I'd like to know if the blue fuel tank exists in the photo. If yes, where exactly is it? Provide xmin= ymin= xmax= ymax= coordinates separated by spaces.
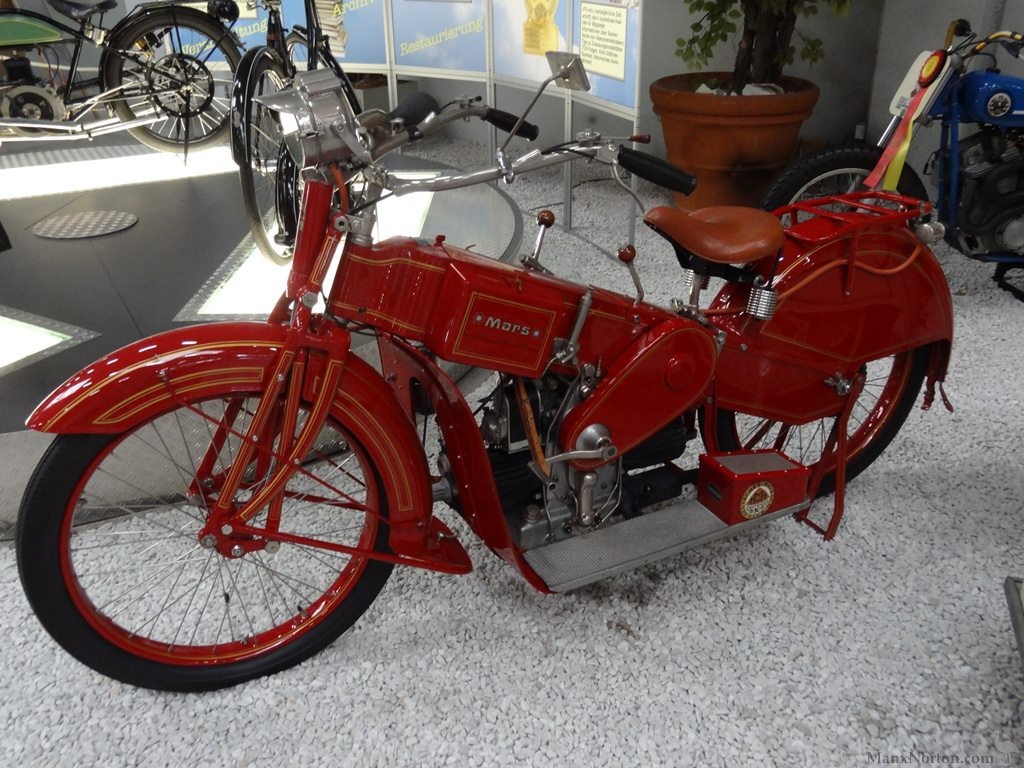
xmin=961 ymin=70 xmax=1024 ymax=128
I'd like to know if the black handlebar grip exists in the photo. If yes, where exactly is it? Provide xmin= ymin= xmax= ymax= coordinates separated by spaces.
xmin=484 ymin=108 xmax=540 ymax=141
xmin=617 ymin=147 xmax=697 ymax=196
xmin=388 ymin=91 xmax=440 ymax=126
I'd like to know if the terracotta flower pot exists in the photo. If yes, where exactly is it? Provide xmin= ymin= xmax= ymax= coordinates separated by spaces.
xmin=650 ymin=73 xmax=820 ymax=209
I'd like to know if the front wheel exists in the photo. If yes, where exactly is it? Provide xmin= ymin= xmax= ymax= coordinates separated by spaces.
xmin=707 ymin=345 xmax=931 ymax=496
xmin=16 ymin=392 xmax=393 ymax=691
xmin=761 ymin=145 xmax=930 ymax=216
xmin=102 ymin=8 xmax=241 ymax=153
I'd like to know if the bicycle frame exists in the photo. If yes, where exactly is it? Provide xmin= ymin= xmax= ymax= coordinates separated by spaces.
xmin=250 ymin=0 xmax=359 ymax=109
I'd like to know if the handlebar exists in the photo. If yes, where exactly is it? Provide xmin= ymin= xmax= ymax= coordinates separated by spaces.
xmin=484 ymin=108 xmax=540 ymax=141
xmin=617 ymin=147 xmax=697 ymax=195
xmin=375 ymin=136 xmax=696 ymax=199
xmin=269 ymin=72 xmax=695 ymax=200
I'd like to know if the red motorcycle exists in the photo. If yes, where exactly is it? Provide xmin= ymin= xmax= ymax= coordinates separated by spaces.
xmin=16 ymin=56 xmax=954 ymax=691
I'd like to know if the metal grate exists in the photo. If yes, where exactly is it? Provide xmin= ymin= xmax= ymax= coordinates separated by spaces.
xmin=32 ymin=210 xmax=137 ymax=240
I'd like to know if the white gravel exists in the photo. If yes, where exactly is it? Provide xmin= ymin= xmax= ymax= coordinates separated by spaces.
xmin=2 ymin=137 xmax=1023 ymax=766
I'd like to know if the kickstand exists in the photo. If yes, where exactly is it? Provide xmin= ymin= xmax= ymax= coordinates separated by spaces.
xmin=796 ymin=369 xmax=866 ymax=541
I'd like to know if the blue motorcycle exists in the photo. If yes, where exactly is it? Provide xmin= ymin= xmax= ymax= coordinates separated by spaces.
xmin=763 ymin=19 xmax=1024 ymax=299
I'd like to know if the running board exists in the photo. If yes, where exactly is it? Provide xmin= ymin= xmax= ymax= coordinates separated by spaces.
xmin=523 ymin=498 xmax=807 ymax=592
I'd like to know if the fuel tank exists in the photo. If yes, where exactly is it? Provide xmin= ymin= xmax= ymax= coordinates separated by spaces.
xmin=0 ymin=13 xmax=63 ymax=51
xmin=961 ymin=70 xmax=1024 ymax=129
xmin=329 ymin=236 xmax=686 ymax=378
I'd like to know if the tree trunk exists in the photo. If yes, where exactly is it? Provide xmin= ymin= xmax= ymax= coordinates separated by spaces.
xmin=749 ymin=8 xmax=782 ymax=85
xmin=770 ymin=9 xmax=798 ymax=83
xmin=730 ymin=0 xmax=759 ymax=93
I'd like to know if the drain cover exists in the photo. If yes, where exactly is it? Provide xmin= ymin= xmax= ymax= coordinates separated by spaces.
xmin=33 ymin=210 xmax=138 ymax=240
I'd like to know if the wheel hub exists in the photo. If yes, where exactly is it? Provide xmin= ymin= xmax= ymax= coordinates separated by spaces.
xmin=148 ymin=54 xmax=215 ymax=118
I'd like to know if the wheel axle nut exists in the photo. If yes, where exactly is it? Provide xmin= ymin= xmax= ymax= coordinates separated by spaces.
xmin=230 ymin=544 xmax=245 ymax=558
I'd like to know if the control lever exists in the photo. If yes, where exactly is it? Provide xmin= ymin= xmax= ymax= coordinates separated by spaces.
xmin=618 ymin=244 xmax=644 ymax=305
xmin=522 ymin=210 xmax=555 ymax=273
xmin=544 ymin=443 xmax=617 ymax=465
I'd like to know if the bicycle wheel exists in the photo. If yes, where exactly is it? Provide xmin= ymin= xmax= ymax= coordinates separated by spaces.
xmin=707 ymin=345 xmax=930 ymax=496
xmin=17 ymin=392 xmax=393 ymax=691
xmin=237 ymin=50 xmax=296 ymax=265
xmin=762 ymin=145 xmax=929 ymax=221
xmin=102 ymin=7 xmax=241 ymax=153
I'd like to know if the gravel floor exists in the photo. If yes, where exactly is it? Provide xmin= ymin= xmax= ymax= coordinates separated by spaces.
xmin=2 ymin=137 xmax=1023 ymax=767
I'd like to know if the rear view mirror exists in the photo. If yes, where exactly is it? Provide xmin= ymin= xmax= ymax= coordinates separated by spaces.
xmin=545 ymin=52 xmax=591 ymax=92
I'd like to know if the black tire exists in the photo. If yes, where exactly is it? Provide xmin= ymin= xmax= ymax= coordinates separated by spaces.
xmin=102 ymin=7 xmax=241 ymax=153
xmin=16 ymin=394 xmax=393 ymax=691
xmin=237 ymin=51 xmax=295 ymax=265
xmin=709 ymin=345 xmax=931 ymax=497
xmin=762 ymin=145 xmax=929 ymax=215
xmin=286 ymin=30 xmax=325 ymax=73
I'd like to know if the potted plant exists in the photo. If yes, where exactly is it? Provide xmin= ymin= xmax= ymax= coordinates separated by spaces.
xmin=650 ymin=0 xmax=850 ymax=208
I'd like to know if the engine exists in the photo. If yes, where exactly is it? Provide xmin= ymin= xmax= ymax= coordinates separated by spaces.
xmin=475 ymin=374 xmax=693 ymax=551
xmin=1 ymin=51 xmax=66 ymax=130
xmin=956 ymin=127 xmax=1024 ymax=254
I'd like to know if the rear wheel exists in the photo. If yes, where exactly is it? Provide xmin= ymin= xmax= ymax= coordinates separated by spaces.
xmin=102 ymin=8 xmax=241 ymax=153
xmin=17 ymin=392 xmax=393 ymax=691
xmin=708 ymin=346 xmax=930 ymax=496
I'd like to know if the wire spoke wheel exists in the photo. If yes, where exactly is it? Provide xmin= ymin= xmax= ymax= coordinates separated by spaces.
xmin=762 ymin=145 xmax=930 ymax=224
xmin=103 ymin=10 xmax=240 ymax=152
xmin=17 ymin=392 xmax=393 ymax=691
xmin=710 ymin=347 xmax=930 ymax=496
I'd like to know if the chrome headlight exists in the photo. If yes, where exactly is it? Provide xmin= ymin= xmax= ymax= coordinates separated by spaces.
xmin=255 ymin=69 xmax=370 ymax=169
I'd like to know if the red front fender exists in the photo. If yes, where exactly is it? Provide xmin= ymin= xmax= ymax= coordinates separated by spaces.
xmin=28 ymin=322 xmax=435 ymax=555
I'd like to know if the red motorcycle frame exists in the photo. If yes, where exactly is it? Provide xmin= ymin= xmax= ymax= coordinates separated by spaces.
xmin=16 ymin=63 xmax=953 ymax=691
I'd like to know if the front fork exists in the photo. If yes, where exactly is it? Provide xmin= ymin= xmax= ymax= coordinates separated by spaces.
xmin=192 ymin=176 xmax=349 ymax=554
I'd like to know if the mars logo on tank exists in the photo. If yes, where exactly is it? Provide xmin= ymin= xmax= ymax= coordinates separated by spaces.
xmin=475 ymin=314 xmax=542 ymax=338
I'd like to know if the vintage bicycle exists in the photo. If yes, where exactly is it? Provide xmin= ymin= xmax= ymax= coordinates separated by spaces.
xmin=0 ymin=0 xmax=243 ymax=152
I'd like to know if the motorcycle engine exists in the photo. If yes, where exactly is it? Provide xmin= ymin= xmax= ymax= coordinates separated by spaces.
xmin=956 ymin=127 xmax=1024 ymax=254
xmin=1 ymin=52 xmax=65 ymax=133
xmin=478 ymin=375 xmax=692 ymax=551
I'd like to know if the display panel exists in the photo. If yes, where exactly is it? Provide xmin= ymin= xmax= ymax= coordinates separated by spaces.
xmin=573 ymin=0 xmax=639 ymax=109
xmin=391 ymin=0 xmax=487 ymax=72
xmin=492 ymin=0 xmax=570 ymax=83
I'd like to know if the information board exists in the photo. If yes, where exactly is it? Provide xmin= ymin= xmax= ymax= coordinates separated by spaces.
xmin=492 ymin=0 xmax=570 ymax=83
xmin=391 ymin=0 xmax=488 ymax=72
xmin=573 ymin=0 xmax=639 ymax=109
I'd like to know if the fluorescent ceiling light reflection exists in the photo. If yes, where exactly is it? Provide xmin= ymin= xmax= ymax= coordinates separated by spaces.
xmin=0 ymin=316 xmax=70 ymax=368
xmin=190 ymin=190 xmax=435 ymax=317
xmin=0 ymin=147 xmax=237 ymax=201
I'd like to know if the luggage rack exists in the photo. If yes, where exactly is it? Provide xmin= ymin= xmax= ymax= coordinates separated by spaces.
xmin=775 ymin=191 xmax=932 ymax=245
